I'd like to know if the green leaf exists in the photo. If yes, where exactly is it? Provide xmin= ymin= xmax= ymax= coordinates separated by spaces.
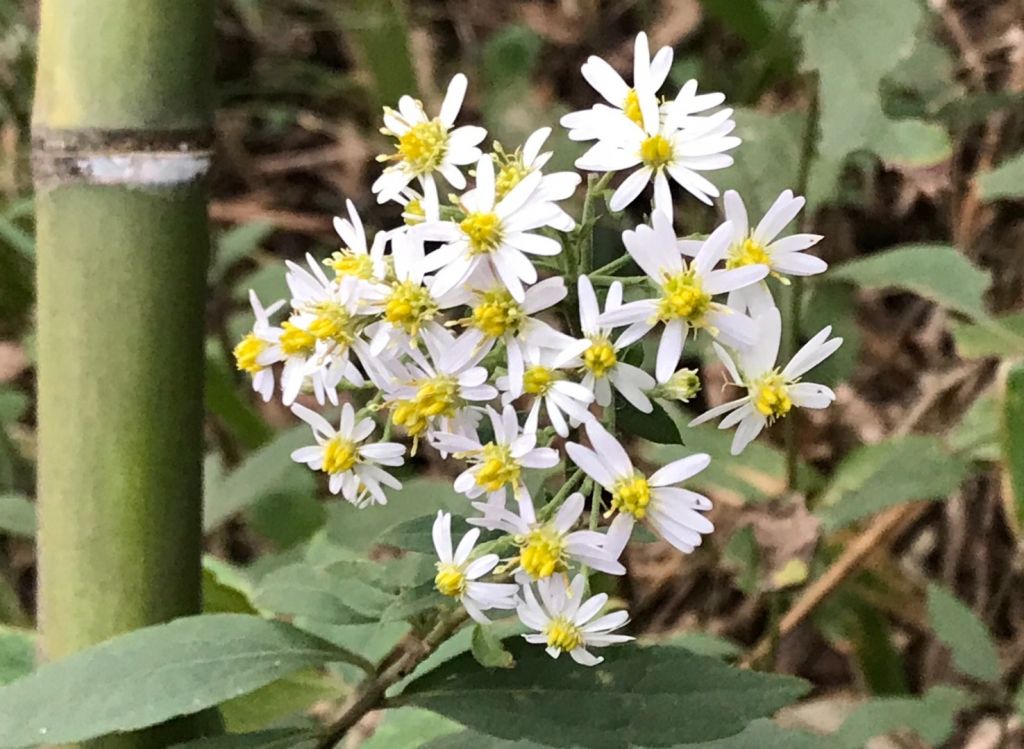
xmin=801 ymin=281 xmax=860 ymax=387
xmin=170 ymin=729 xmax=316 ymax=749
xmin=0 ymin=627 xmax=34 ymax=686
xmin=253 ymin=563 xmax=392 ymax=625
xmin=205 ymin=348 xmax=273 ymax=451
xmin=378 ymin=514 xmax=442 ymax=555
xmin=0 ymin=614 xmax=361 ymax=747
xmin=638 ymin=631 xmax=742 ymax=660
xmin=951 ymin=312 xmax=1024 ymax=359
xmin=0 ymin=494 xmax=34 ymax=538
xmin=927 ymin=584 xmax=1001 ymax=682
xmin=831 ymin=244 xmax=990 ymax=319
xmin=211 ymin=222 xmax=274 ymax=281
xmin=337 ymin=0 xmax=418 ymax=107
xmin=400 ymin=641 xmax=808 ymax=748
xmin=948 ymin=394 xmax=1000 ymax=463
xmin=701 ymin=0 xmax=773 ymax=48
xmin=219 ymin=668 xmax=341 ymax=732
xmin=471 ymin=624 xmax=516 ymax=669
xmin=1003 ymin=363 xmax=1024 ymax=536
xmin=797 ymin=0 xmax=952 ymax=206
xmin=616 ymin=397 xmax=680 ymax=444
xmin=202 ymin=557 xmax=259 ymax=615
xmin=360 ymin=707 xmax=461 ymax=749
xmin=977 ymin=152 xmax=1024 ymax=202
xmin=817 ymin=436 xmax=969 ymax=531
xmin=204 ymin=425 xmax=315 ymax=532
xmin=834 ymin=685 xmax=973 ymax=747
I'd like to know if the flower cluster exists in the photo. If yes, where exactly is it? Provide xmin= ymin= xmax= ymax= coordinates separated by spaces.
xmin=235 ymin=33 xmax=841 ymax=666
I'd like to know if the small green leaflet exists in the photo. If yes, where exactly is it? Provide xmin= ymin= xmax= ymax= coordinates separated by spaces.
xmin=927 ymin=584 xmax=1001 ymax=683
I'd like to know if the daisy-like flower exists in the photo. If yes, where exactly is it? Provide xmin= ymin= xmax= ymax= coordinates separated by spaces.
xmin=387 ymin=185 xmax=441 ymax=235
xmin=566 ymin=419 xmax=715 ymax=554
xmin=471 ymin=491 xmax=629 ymax=581
xmin=560 ymin=32 xmax=672 ymax=142
xmin=365 ymin=232 xmax=442 ymax=354
xmin=233 ymin=290 xmax=285 ymax=402
xmin=561 ymin=276 xmax=656 ymax=413
xmin=418 ymin=154 xmax=566 ymax=302
xmin=373 ymin=74 xmax=487 ymax=204
xmin=381 ymin=326 xmax=497 ymax=448
xmin=290 ymin=402 xmax=405 ymax=507
xmin=599 ymin=211 xmax=768 ymax=383
xmin=689 ymin=307 xmax=841 ymax=455
xmin=431 ymin=405 xmax=559 ymax=506
xmin=680 ymin=190 xmax=826 ymax=314
xmin=497 ymin=345 xmax=595 ymax=438
xmin=518 ymin=574 xmax=632 ymax=666
xmin=432 ymin=511 xmax=518 ymax=624
xmin=326 ymin=199 xmax=389 ymax=291
xmin=575 ymin=105 xmax=739 ymax=216
xmin=455 ymin=274 xmax=585 ymax=395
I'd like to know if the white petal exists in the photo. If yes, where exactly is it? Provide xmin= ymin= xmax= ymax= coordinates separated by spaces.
xmin=649 ymin=453 xmax=711 ymax=487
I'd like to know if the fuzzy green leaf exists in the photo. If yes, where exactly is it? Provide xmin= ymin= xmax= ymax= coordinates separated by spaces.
xmin=927 ymin=585 xmax=1001 ymax=682
xmin=471 ymin=624 xmax=516 ymax=669
xmin=978 ymin=152 xmax=1024 ymax=202
xmin=834 ymin=685 xmax=973 ymax=747
xmin=0 ymin=627 xmax=34 ymax=686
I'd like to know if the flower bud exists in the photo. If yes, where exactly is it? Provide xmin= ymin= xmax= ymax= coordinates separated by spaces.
xmin=658 ymin=368 xmax=701 ymax=402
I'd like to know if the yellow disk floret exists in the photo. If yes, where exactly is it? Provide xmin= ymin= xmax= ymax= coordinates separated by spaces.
xmin=474 ymin=443 xmax=521 ymax=493
xmin=471 ymin=289 xmax=523 ymax=338
xmin=546 ymin=617 xmax=585 ymax=652
xmin=612 ymin=474 xmax=652 ymax=519
xmin=519 ymin=526 xmax=567 ymax=579
xmin=234 ymin=333 xmax=266 ymax=374
xmin=622 ymin=89 xmax=644 ymax=126
xmin=583 ymin=337 xmax=617 ymax=378
xmin=322 ymin=436 xmax=359 ymax=475
xmin=640 ymin=134 xmax=673 ymax=169
xmin=385 ymin=280 xmax=437 ymax=335
xmin=751 ymin=371 xmax=792 ymax=422
xmin=460 ymin=211 xmax=503 ymax=255
xmin=403 ymin=198 xmax=426 ymax=225
xmin=727 ymin=237 xmax=772 ymax=270
xmin=657 ymin=269 xmax=711 ymax=324
xmin=496 ymin=159 xmax=529 ymax=199
xmin=308 ymin=301 xmax=355 ymax=347
xmin=395 ymin=119 xmax=448 ymax=175
xmin=523 ymin=366 xmax=559 ymax=396
xmin=434 ymin=562 xmax=466 ymax=597
xmin=326 ymin=250 xmax=374 ymax=280
xmin=279 ymin=321 xmax=317 ymax=356
xmin=390 ymin=375 xmax=460 ymax=437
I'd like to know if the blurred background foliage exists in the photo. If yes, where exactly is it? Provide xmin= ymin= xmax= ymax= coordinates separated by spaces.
xmin=2 ymin=0 xmax=1024 ymax=746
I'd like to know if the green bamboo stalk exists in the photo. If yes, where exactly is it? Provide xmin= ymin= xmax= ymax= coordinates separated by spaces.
xmin=32 ymin=2 xmax=217 ymax=746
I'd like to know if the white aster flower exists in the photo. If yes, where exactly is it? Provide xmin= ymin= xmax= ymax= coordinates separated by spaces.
xmin=431 ymin=405 xmax=559 ymax=506
xmin=560 ymin=32 xmax=672 ymax=142
xmin=575 ymin=105 xmax=739 ymax=216
xmin=373 ymin=74 xmax=487 ymax=203
xmin=365 ymin=232 xmax=442 ymax=354
xmin=234 ymin=290 xmax=286 ymax=402
xmin=681 ymin=190 xmax=826 ymax=314
xmin=560 ymin=276 xmax=656 ymax=413
xmin=456 ymin=274 xmax=585 ymax=395
xmin=566 ymin=419 xmax=714 ymax=554
xmin=689 ymin=307 xmax=841 ymax=455
xmin=382 ymin=325 xmax=497 ymax=449
xmin=518 ymin=573 xmax=633 ymax=666
xmin=326 ymin=199 xmax=389 ymax=291
xmin=387 ymin=185 xmax=441 ymax=234
xmin=290 ymin=402 xmax=405 ymax=507
xmin=471 ymin=491 xmax=630 ymax=581
xmin=418 ymin=154 xmax=566 ymax=302
xmin=432 ymin=511 xmax=518 ymax=624
xmin=497 ymin=345 xmax=595 ymax=438
xmin=599 ymin=211 xmax=767 ymax=383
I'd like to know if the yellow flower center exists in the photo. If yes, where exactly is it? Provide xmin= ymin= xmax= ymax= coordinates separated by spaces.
xmin=434 ymin=562 xmax=466 ymax=597
xmin=496 ymin=160 xmax=529 ymax=199
xmin=612 ymin=474 xmax=652 ymax=519
xmin=546 ymin=617 xmax=585 ymax=652
xmin=523 ymin=366 xmax=559 ymax=396
xmin=403 ymin=198 xmax=426 ymax=225
xmin=396 ymin=119 xmax=448 ymax=175
xmin=234 ymin=333 xmax=266 ymax=374
xmin=460 ymin=211 xmax=503 ymax=255
xmin=308 ymin=301 xmax=355 ymax=347
xmin=752 ymin=371 xmax=792 ymax=422
xmin=519 ymin=526 xmax=567 ymax=580
xmin=385 ymin=280 xmax=437 ymax=335
xmin=622 ymin=88 xmax=644 ymax=126
xmin=326 ymin=250 xmax=374 ymax=280
xmin=727 ymin=237 xmax=772 ymax=270
xmin=390 ymin=375 xmax=459 ymax=436
xmin=657 ymin=269 xmax=711 ymax=324
xmin=474 ymin=443 xmax=521 ymax=493
xmin=583 ymin=337 xmax=617 ymax=378
xmin=471 ymin=289 xmax=523 ymax=338
xmin=279 ymin=321 xmax=317 ymax=356
xmin=640 ymin=134 xmax=673 ymax=169
xmin=322 ymin=436 xmax=359 ymax=475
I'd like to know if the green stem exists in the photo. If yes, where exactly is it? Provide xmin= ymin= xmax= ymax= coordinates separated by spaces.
xmin=33 ymin=1 xmax=217 ymax=746
xmin=589 ymin=275 xmax=648 ymax=286
xmin=536 ymin=468 xmax=585 ymax=522
xmin=590 ymin=253 xmax=634 ymax=277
